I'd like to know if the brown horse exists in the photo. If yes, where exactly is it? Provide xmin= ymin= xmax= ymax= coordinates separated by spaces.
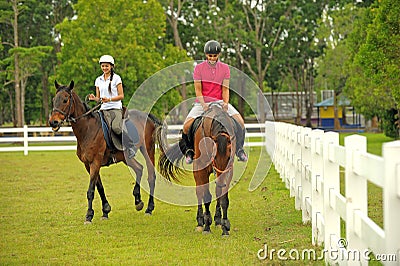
xmin=158 ymin=103 xmax=236 ymax=236
xmin=49 ymin=80 xmax=164 ymax=223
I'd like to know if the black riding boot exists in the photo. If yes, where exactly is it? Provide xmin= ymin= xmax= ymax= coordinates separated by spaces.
xmin=235 ymin=125 xmax=248 ymax=162
xmin=123 ymin=119 xmax=138 ymax=159
xmin=180 ymin=132 xmax=194 ymax=164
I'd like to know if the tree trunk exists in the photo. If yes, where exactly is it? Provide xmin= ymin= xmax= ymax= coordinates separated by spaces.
xmin=42 ymin=72 xmax=49 ymax=126
xmin=12 ymin=0 xmax=22 ymax=127
xmin=333 ymin=93 xmax=341 ymax=130
xmin=257 ymin=77 xmax=266 ymax=123
xmin=295 ymin=77 xmax=301 ymax=125
xmin=21 ymin=77 xmax=26 ymax=125
xmin=305 ymin=59 xmax=314 ymax=128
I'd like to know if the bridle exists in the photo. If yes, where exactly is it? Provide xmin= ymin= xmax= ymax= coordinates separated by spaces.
xmin=52 ymin=89 xmax=102 ymax=124
xmin=211 ymin=131 xmax=234 ymax=175
xmin=201 ymin=105 xmax=235 ymax=175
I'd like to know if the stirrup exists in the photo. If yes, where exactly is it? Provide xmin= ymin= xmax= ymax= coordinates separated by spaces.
xmin=127 ymin=147 xmax=137 ymax=159
xmin=185 ymin=149 xmax=194 ymax=164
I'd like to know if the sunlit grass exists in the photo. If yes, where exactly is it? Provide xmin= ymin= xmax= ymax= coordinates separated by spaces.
xmin=0 ymin=147 xmax=324 ymax=265
xmin=0 ymin=132 xmax=392 ymax=265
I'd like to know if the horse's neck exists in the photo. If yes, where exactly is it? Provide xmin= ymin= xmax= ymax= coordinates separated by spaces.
xmin=71 ymin=92 xmax=86 ymax=117
xmin=70 ymin=93 xmax=98 ymax=140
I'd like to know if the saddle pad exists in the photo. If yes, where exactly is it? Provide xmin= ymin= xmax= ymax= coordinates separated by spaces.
xmin=98 ymin=111 xmax=123 ymax=151
xmin=188 ymin=114 xmax=239 ymax=145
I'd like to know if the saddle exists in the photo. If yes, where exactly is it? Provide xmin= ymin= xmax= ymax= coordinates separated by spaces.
xmin=98 ymin=107 xmax=139 ymax=153
xmin=186 ymin=108 xmax=240 ymax=149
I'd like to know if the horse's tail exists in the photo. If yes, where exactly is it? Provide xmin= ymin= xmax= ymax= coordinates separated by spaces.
xmin=148 ymin=113 xmax=167 ymax=156
xmin=147 ymin=114 xmax=183 ymax=182
xmin=158 ymin=140 xmax=186 ymax=182
xmin=146 ymin=113 xmax=166 ymax=154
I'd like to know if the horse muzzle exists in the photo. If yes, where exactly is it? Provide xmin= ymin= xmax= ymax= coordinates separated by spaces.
xmin=49 ymin=119 xmax=61 ymax=132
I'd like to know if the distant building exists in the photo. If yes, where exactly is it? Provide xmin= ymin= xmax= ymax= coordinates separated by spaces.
xmin=263 ymin=90 xmax=363 ymax=129
xmin=263 ymin=91 xmax=318 ymax=121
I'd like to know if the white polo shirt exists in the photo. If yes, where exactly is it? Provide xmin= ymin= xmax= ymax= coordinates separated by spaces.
xmin=95 ymin=73 xmax=123 ymax=110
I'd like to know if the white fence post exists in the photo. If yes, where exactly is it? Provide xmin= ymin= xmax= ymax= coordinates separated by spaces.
xmin=323 ymin=131 xmax=342 ymax=265
xmin=311 ymin=129 xmax=325 ymax=246
xmin=260 ymin=122 xmax=399 ymax=265
xmin=23 ymin=125 xmax=28 ymax=156
xmin=301 ymin=127 xmax=312 ymax=224
xmin=344 ymin=135 xmax=368 ymax=265
xmin=383 ymin=141 xmax=400 ymax=265
xmin=293 ymin=126 xmax=302 ymax=208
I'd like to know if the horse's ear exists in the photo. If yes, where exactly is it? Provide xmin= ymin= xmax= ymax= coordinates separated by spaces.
xmin=55 ymin=80 xmax=60 ymax=89
xmin=69 ymin=80 xmax=74 ymax=90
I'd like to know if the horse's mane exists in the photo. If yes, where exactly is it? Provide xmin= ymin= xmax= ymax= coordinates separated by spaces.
xmin=210 ymin=107 xmax=233 ymax=155
xmin=70 ymin=90 xmax=95 ymax=118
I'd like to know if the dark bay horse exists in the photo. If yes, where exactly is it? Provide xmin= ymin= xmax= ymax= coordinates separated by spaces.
xmin=49 ymin=80 xmax=164 ymax=223
xmin=158 ymin=103 xmax=236 ymax=236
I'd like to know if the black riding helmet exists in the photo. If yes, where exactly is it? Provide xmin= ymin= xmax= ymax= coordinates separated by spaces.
xmin=204 ymin=40 xmax=221 ymax=54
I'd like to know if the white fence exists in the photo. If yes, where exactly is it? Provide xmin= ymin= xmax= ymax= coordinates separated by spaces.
xmin=265 ymin=121 xmax=400 ymax=265
xmin=0 ymin=124 xmax=266 ymax=155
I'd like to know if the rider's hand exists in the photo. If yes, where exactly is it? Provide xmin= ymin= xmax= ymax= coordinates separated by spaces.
xmin=101 ymin=97 xmax=111 ymax=103
xmin=88 ymin=94 xmax=96 ymax=101
xmin=201 ymin=103 xmax=209 ymax=111
xmin=222 ymin=102 xmax=228 ymax=111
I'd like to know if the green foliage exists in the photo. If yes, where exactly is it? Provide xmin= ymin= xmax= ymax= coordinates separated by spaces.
xmin=55 ymin=0 xmax=165 ymax=100
xmin=380 ymin=109 xmax=400 ymax=138
xmin=346 ymin=0 xmax=400 ymax=134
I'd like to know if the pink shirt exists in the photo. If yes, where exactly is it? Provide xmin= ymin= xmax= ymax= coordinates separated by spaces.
xmin=193 ymin=61 xmax=230 ymax=103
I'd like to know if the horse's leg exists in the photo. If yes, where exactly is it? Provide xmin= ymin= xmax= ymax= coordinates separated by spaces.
xmin=141 ymin=146 xmax=156 ymax=215
xmin=127 ymin=158 xmax=144 ymax=211
xmin=214 ymin=185 xmax=222 ymax=227
xmin=220 ymin=191 xmax=230 ymax=236
xmin=96 ymin=176 xmax=111 ymax=219
xmin=195 ymin=185 xmax=205 ymax=232
xmin=203 ymin=186 xmax=213 ymax=234
xmin=85 ymin=164 xmax=100 ymax=224
xmin=219 ymin=172 xmax=232 ymax=236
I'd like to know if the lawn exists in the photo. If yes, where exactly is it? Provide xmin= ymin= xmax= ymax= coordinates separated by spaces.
xmin=0 ymin=133 xmax=392 ymax=265
xmin=0 ymin=146 xmax=323 ymax=265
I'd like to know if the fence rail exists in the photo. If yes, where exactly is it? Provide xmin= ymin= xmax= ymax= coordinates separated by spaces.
xmin=0 ymin=124 xmax=266 ymax=155
xmin=265 ymin=121 xmax=400 ymax=265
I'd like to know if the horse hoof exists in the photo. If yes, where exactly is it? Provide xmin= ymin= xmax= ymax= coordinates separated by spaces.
xmin=135 ymin=201 xmax=144 ymax=211
xmin=84 ymin=220 xmax=92 ymax=225
xmin=195 ymin=226 xmax=203 ymax=232
xmin=100 ymin=216 xmax=108 ymax=221
xmin=221 ymin=230 xmax=230 ymax=237
xmin=202 ymin=230 xmax=211 ymax=235
xmin=144 ymin=212 xmax=152 ymax=216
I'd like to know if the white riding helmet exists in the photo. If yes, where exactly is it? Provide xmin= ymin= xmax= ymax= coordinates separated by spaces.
xmin=99 ymin=55 xmax=115 ymax=65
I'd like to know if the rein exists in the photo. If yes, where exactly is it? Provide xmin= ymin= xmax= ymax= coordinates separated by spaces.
xmin=52 ymin=90 xmax=102 ymax=124
xmin=211 ymin=132 xmax=233 ymax=174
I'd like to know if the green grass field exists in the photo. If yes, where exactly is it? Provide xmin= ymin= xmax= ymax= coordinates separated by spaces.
xmin=0 ymin=133 xmax=393 ymax=265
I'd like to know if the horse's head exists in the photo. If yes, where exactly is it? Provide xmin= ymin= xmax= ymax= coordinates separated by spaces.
xmin=49 ymin=80 xmax=75 ymax=132
xmin=209 ymin=106 xmax=235 ymax=174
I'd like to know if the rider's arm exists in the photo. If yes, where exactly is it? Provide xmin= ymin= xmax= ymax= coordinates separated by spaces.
xmin=110 ymin=83 xmax=124 ymax=102
xmin=194 ymin=80 xmax=207 ymax=110
xmin=222 ymin=79 xmax=229 ymax=110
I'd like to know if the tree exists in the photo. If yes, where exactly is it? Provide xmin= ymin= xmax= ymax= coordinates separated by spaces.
xmin=0 ymin=0 xmax=75 ymax=126
xmin=315 ymin=3 xmax=366 ymax=129
xmin=349 ymin=0 xmax=400 ymax=137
